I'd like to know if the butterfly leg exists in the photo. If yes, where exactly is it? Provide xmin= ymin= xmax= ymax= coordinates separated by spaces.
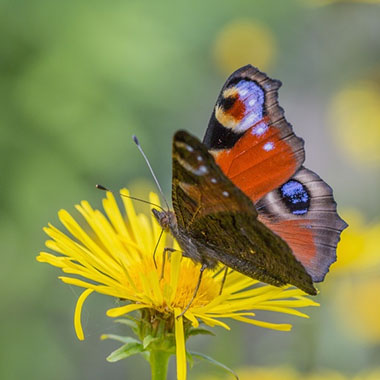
xmin=152 ymin=228 xmax=165 ymax=269
xmin=177 ymin=263 xmax=208 ymax=319
xmin=160 ymin=247 xmax=178 ymax=280
xmin=219 ymin=267 xmax=229 ymax=295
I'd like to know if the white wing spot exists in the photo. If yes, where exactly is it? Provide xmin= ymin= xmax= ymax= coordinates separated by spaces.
xmin=239 ymin=89 xmax=248 ymax=96
xmin=245 ymin=114 xmax=256 ymax=124
xmin=222 ymin=191 xmax=229 ymax=197
xmin=263 ymin=142 xmax=274 ymax=151
xmin=186 ymin=145 xmax=194 ymax=152
xmin=197 ymin=155 xmax=203 ymax=162
xmin=211 ymin=178 xmax=218 ymax=184
xmin=175 ymin=154 xmax=210 ymax=176
xmin=248 ymin=98 xmax=257 ymax=107
xmin=252 ymin=123 xmax=268 ymax=136
xmin=198 ymin=165 xmax=209 ymax=175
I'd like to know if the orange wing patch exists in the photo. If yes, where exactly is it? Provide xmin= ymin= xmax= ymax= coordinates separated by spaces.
xmin=258 ymin=216 xmax=316 ymax=267
xmin=215 ymin=121 xmax=303 ymax=202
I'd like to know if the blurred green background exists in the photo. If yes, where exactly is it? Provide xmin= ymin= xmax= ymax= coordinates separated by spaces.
xmin=1 ymin=0 xmax=380 ymax=379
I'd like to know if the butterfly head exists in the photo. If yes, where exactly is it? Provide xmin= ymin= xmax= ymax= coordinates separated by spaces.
xmin=152 ymin=208 xmax=177 ymax=232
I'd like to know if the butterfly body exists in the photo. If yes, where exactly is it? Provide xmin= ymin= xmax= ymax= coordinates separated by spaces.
xmin=153 ymin=65 xmax=347 ymax=296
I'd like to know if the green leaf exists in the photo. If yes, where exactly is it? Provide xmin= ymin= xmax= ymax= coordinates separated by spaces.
xmin=101 ymin=334 xmax=141 ymax=345
xmin=142 ymin=335 xmax=160 ymax=349
xmin=189 ymin=351 xmax=239 ymax=380
xmin=187 ymin=328 xmax=215 ymax=337
xmin=106 ymin=342 xmax=145 ymax=362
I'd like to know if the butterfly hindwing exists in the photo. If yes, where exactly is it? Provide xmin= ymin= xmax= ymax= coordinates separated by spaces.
xmin=172 ymin=130 xmax=317 ymax=295
xmin=203 ymin=65 xmax=305 ymax=202
xmin=256 ymin=167 xmax=348 ymax=282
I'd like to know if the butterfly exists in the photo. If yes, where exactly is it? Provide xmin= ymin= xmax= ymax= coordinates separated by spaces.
xmin=152 ymin=65 xmax=347 ymax=299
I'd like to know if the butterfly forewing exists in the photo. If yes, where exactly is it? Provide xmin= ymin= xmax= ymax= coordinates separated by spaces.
xmin=203 ymin=65 xmax=305 ymax=202
xmin=172 ymin=130 xmax=316 ymax=295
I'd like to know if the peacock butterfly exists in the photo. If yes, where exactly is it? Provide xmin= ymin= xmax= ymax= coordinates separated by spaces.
xmin=152 ymin=65 xmax=347 ymax=300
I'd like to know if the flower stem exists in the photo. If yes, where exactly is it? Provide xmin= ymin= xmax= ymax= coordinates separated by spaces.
xmin=149 ymin=350 xmax=171 ymax=380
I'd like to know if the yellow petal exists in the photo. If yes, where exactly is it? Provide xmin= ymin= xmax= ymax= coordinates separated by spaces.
xmin=174 ymin=309 xmax=187 ymax=380
xmin=103 ymin=191 xmax=130 ymax=239
xmin=169 ymin=251 xmax=182 ymax=304
xmin=184 ymin=311 xmax=199 ymax=328
xmin=252 ymin=306 xmax=310 ymax=318
xmin=120 ymin=188 xmax=143 ymax=243
xmin=59 ymin=276 xmax=99 ymax=289
xmin=107 ymin=303 xmax=149 ymax=318
xmin=74 ymin=289 xmax=94 ymax=340
xmin=232 ymin=315 xmax=292 ymax=331
xmin=198 ymin=315 xmax=231 ymax=330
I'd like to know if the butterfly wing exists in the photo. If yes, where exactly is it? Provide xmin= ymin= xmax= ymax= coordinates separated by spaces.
xmin=172 ymin=130 xmax=316 ymax=295
xmin=203 ymin=65 xmax=347 ymax=282
xmin=256 ymin=167 xmax=348 ymax=282
xmin=203 ymin=64 xmax=305 ymax=202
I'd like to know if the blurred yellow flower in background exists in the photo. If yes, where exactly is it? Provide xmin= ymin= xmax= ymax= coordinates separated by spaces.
xmin=307 ymin=372 xmax=346 ymax=380
xmin=329 ymin=81 xmax=380 ymax=167
xmin=328 ymin=210 xmax=380 ymax=343
xmin=199 ymin=366 xmax=298 ymax=380
xmin=213 ymin=20 xmax=276 ymax=75
xmin=37 ymin=189 xmax=318 ymax=380
xmin=331 ymin=210 xmax=380 ymax=274
xmin=198 ymin=366 xmax=350 ymax=380
xmin=307 ymin=0 xmax=380 ymax=5
xmin=199 ymin=366 xmax=380 ymax=380
xmin=354 ymin=369 xmax=380 ymax=380
xmin=335 ymin=277 xmax=380 ymax=343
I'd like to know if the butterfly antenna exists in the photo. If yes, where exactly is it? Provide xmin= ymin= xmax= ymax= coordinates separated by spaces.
xmin=96 ymin=184 xmax=165 ymax=211
xmin=132 ymin=135 xmax=170 ymax=210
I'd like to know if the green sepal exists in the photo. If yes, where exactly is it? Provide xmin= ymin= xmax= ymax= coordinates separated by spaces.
xmin=186 ymin=352 xmax=194 ymax=369
xmin=186 ymin=328 xmax=215 ymax=338
xmin=189 ymin=351 xmax=239 ymax=380
xmin=114 ymin=318 xmax=138 ymax=332
xmin=100 ymin=334 xmax=140 ymax=345
xmin=106 ymin=341 xmax=145 ymax=363
xmin=140 ymin=351 xmax=150 ymax=362
xmin=142 ymin=335 xmax=160 ymax=349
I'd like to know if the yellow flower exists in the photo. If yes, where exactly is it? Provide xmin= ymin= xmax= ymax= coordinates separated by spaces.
xmin=335 ymin=276 xmax=380 ymax=343
xmin=307 ymin=0 xmax=380 ymax=5
xmin=327 ymin=210 xmax=380 ymax=343
xmin=200 ymin=367 xmax=380 ymax=380
xmin=213 ymin=20 xmax=276 ymax=75
xmin=199 ymin=366 xmax=298 ymax=380
xmin=198 ymin=366 xmax=348 ymax=380
xmin=329 ymin=81 xmax=380 ymax=167
xmin=354 ymin=369 xmax=380 ymax=380
xmin=37 ymin=189 xmax=318 ymax=380
xmin=331 ymin=210 xmax=380 ymax=274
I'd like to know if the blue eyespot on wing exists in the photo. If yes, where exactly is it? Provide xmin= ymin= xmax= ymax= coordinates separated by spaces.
xmin=280 ymin=180 xmax=310 ymax=216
